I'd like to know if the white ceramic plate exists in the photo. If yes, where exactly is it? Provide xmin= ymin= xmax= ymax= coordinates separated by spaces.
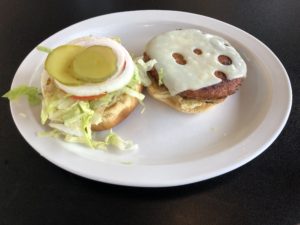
xmin=10 ymin=10 xmax=292 ymax=187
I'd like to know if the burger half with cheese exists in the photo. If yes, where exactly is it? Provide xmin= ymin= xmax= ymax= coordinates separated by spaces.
xmin=143 ymin=29 xmax=247 ymax=113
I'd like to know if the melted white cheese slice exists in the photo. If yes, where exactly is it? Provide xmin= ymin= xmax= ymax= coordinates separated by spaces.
xmin=145 ymin=29 xmax=247 ymax=96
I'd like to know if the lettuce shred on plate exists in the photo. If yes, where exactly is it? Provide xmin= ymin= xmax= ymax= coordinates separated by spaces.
xmin=36 ymin=45 xmax=52 ymax=54
xmin=2 ymin=85 xmax=42 ymax=105
xmin=3 ymin=57 xmax=156 ymax=151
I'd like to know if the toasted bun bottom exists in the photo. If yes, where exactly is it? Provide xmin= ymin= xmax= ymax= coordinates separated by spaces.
xmin=147 ymin=81 xmax=225 ymax=113
xmin=92 ymin=84 xmax=142 ymax=131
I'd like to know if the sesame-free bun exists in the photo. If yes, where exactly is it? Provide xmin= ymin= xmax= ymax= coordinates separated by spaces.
xmin=147 ymin=78 xmax=224 ymax=114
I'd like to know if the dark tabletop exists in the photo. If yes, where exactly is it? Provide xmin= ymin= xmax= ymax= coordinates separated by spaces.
xmin=0 ymin=0 xmax=299 ymax=224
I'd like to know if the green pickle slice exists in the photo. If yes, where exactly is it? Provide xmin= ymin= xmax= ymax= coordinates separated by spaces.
xmin=72 ymin=46 xmax=117 ymax=82
xmin=45 ymin=45 xmax=85 ymax=85
xmin=45 ymin=45 xmax=117 ymax=86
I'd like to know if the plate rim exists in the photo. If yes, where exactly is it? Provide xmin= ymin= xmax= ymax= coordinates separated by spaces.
xmin=10 ymin=10 xmax=292 ymax=187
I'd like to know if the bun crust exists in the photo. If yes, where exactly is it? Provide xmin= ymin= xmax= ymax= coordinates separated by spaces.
xmin=92 ymin=84 xmax=142 ymax=131
xmin=147 ymin=80 xmax=225 ymax=113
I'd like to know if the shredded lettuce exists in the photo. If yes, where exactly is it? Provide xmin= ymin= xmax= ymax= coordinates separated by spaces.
xmin=135 ymin=58 xmax=157 ymax=86
xmin=41 ymin=101 xmax=48 ymax=124
xmin=90 ymin=90 xmax=121 ymax=110
xmin=48 ymin=123 xmax=83 ymax=137
xmin=125 ymin=67 xmax=146 ymax=112
xmin=38 ymin=128 xmax=136 ymax=151
xmin=158 ymin=68 xmax=164 ymax=86
xmin=127 ymin=66 xmax=141 ymax=89
xmin=39 ymin=72 xmax=142 ymax=150
xmin=36 ymin=45 xmax=52 ymax=53
xmin=41 ymin=95 xmax=95 ymax=148
xmin=41 ymin=99 xmax=137 ymax=150
xmin=78 ymin=101 xmax=94 ymax=148
xmin=123 ymin=87 xmax=145 ymax=101
xmin=38 ymin=129 xmax=62 ymax=138
xmin=105 ymin=130 xmax=137 ymax=150
xmin=2 ymin=85 xmax=41 ymax=105
xmin=41 ymin=92 xmax=77 ymax=125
